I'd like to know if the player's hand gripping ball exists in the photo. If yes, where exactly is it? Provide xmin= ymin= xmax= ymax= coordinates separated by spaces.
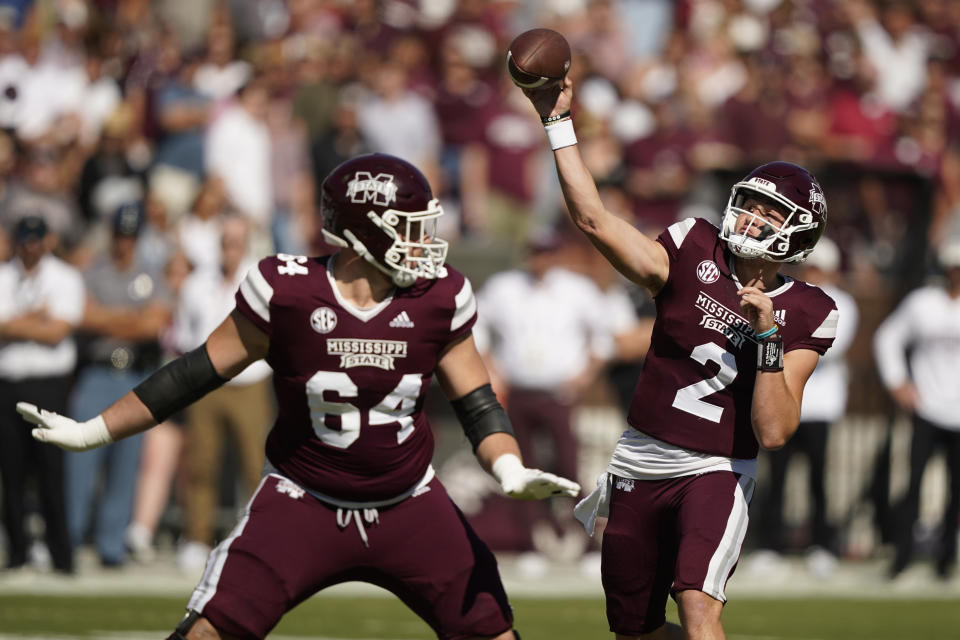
xmin=506 ymin=28 xmax=571 ymax=89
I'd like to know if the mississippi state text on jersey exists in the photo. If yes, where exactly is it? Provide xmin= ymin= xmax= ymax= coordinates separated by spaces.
xmin=235 ymin=253 xmax=477 ymax=502
xmin=627 ymin=218 xmax=837 ymax=460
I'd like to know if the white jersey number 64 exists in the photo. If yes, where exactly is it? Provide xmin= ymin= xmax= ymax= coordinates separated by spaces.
xmin=306 ymin=371 xmax=422 ymax=448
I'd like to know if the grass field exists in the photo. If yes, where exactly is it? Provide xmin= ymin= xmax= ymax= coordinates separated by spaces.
xmin=0 ymin=594 xmax=958 ymax=640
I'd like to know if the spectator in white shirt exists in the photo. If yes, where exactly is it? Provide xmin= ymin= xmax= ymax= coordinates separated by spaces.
xmin=875 ymin=239 xmax=960 ymax=579
xmin=76 ymin=44 xmax=123 ymax=150
xmin=845 ymin=0 xmax=933 ymax=114
xmin=0 ymin=216 xmax=84 ymax=574
xmin=171 ymin=214 xmax=273 ymax=571
xmin=9 ymin=34 xmax=87 ymax=143
xmin=0 ymin=28 xmax=29 ymax=130
xmin=192 ymin=21 xmax=251 ymax=103
xmin=175 ymin=176 xmax=229 ymax=274
xmin=750 ymin=237 xmax=859 ymax=576
xmin=474 ymin=231 xmax=613 ymax=555
xmin=355 ymin=59 xmax=442 ymax=187
xmin=204 ymin=76 xmax=272 ymax=239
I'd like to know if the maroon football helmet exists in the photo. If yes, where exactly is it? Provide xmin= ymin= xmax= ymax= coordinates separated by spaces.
xmin=321 ymin=153 xmax=448 ymax=287
xmin=719 ymin=161 xmax=827 ymax=263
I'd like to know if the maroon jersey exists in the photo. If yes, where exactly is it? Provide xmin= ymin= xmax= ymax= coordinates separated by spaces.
xmin=235 ymin=254 xmax=477 ymax=502
xmin=627 ymin=218 xmax=837 ymax=459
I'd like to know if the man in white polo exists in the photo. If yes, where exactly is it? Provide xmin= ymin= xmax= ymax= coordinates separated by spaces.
xmin=0 ymin=215 xmax=84 ymax=574
xmin=875 ymin=239 xmax=960 ymax=579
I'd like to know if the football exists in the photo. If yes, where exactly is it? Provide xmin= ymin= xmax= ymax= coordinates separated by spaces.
xmin=506 ymin=28 xmax=571 ymax=89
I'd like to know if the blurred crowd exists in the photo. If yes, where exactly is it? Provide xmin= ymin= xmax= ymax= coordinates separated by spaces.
xmin=1 ymin=0 xmax=959 ymax=580
xmin=3 ymin=0 xmax=960 ymax=272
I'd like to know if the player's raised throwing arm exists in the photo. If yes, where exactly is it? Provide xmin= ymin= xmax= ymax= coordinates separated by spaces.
xmin=19 ymin=310 xmax=269 ymax=451
xmin=522 ymin=77 xmax=670 ymax=294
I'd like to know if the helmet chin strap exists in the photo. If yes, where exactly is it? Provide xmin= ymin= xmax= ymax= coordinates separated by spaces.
xmin=391 ymin=271 xmax=416 ymax=287
xmin=364 ymin=212 xmax=416 ymax=286
xmin=341 ymin=229 xmax=415 ymax=288
xmin=727 ymin=234 xmax=773 ymax=261
xmin=728 ymin=234 xmax=811 ymax=263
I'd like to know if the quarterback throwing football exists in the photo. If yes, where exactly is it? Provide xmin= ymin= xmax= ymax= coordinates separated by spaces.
xmin=522 ymin=76 xmax=837 ymax=640
xmin=19 ymin=153 xmax=579 ymax=640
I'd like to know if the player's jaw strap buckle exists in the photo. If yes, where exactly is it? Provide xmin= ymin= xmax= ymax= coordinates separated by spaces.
xmin=336 ymin=508 xmax=380 ymax=547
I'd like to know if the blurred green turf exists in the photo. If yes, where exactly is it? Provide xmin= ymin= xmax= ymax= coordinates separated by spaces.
xmin=0 ymin=594 xmax=958 ymax=639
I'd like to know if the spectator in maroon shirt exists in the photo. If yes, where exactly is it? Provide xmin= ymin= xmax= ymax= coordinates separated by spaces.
xmin=477 ymin=88 xmax=546 ymax=244
xmin=717 ymin=55 xmax=793 ymax=167
xmin=823 ymin=50 xmax=898 ymax=167
xmin=431 ymin=26 xmax=500 ymax=234
xmin=623 ymin=97 xmax=696 ymax=232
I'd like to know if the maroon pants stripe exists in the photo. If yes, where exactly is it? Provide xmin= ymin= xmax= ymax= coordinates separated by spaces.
xmin=600 ymin=471 xmax=753 ymax=636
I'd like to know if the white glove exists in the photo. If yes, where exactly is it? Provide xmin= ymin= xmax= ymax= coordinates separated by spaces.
xmin=17 ymin=402 xmax=113 ymax=452
xmin=492 ymin=453 xmax=581 ymax=500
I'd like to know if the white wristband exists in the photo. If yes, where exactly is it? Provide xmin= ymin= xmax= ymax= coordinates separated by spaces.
xmin=491 ymin=453 xmax=525 ymax=484
xmin=544 ymin=118 xmax=577 ymax=150
xmin=82 ymin=414 xmax=114 ymax=448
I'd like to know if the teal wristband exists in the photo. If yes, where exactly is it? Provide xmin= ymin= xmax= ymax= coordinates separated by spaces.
xmin=755 ymin=326 xmax=778 ymax=340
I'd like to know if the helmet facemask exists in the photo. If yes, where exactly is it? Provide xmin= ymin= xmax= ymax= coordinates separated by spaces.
xmin=720 ymin=181 xmax=820 ymax=263
xmin=372 ymin=199 xmax=449 ymax=286
xmin=323 ymin=198 xmax=449 ymax=288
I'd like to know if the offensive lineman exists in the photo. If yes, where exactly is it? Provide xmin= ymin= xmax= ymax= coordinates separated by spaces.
xmin=18 ymin=153 xmax=579 ymax=640
xmin=521 ymin=76 xmax=837 ymax=639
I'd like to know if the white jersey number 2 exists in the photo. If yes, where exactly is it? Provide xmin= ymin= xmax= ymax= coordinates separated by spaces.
xmin=671 ymin=342 xmax=738 ymax=423
xmin=306 ymin=371 xmax=421 ymax=448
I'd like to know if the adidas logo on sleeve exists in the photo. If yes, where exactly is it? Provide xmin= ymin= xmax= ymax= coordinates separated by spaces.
xmin=389 ymin=311 xmax=415 ymax=328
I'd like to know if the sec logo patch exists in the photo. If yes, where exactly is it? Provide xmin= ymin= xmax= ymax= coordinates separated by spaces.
xmin=310 ymin=307 xmax=338 ymax=334
xmin=696 ymin=260 xmax=720 ymax=284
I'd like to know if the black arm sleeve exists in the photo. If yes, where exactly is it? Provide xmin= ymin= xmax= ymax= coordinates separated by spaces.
xmin=132 ymin=344 xmax=229 ymax=423
xmin=450 ymin=383 xmax=515 ymax=452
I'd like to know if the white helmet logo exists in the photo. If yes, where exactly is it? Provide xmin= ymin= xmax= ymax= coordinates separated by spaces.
xmin=745 ymin=177 xmax=776 ymax=192
xmin=346 ymin=172 xmax=398 ymax=206
xmin=809 ymin=186 xmax=826 ymax=215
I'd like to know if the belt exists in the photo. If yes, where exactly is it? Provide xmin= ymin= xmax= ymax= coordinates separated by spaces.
xmin=90 ymin=347 xmax=145 ymax=371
